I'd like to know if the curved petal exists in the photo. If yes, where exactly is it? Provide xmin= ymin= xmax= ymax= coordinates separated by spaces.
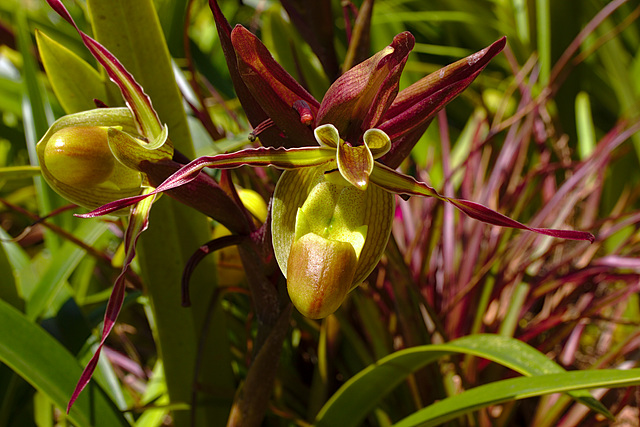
xmin=370 ymin=163 xmax=595 ymax=242
xmin=314 ymin=123 xmax=340 ymax=148
xmin=337 ymin=140 xmax=373 ymax=190
xmin=363 ymin=128 xmax=391 ymax=159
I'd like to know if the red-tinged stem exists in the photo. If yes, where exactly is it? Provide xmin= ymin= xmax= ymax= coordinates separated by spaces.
xmin=226 ymin=304 xmax=292 ymax=427
xmin=181 ymin=235 xmax=248 ymax=307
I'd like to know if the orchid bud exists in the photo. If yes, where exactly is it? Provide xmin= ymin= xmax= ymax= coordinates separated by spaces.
xmin=44 ymin=126 xmax=115 ymax=187
xmin=36 ymin=108 xmax=157 ymax=213
xmin=272 ymin=163 xmax=394 ymax=319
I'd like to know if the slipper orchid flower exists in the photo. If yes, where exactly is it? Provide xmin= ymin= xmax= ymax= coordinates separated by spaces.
xmin=82 ymin=23 xmax=594 ymax=320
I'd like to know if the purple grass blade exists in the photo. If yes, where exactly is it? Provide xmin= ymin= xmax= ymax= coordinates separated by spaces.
xmin=77 ymin=146 xmax=336 ymax=218
xmin=593 ymin=255 xmax=640 ymax=270
xmin=279 ymin=0 xmax=340 ymax=80
xmin=67 ymin=192 xmax=155 ymax=412
xmin=46 ymin=0 xmax=163 ymax=139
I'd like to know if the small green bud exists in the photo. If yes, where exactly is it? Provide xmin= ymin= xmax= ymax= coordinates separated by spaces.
xmin=44 ymin=126 xmax=115 ymax=187
xmin=36 ymin=108 xmax=149 ymax=212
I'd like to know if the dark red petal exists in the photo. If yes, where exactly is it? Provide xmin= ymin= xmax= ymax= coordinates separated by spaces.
xmin=316 ymin=31 xmax=415 ymax=143
xmin=77 ymin=147 xmax=335 ymax=218
xmin=231 ymin=25 xmax=320 ymax=147
xmin=370 ymin=162 xmax=595 ymax=243
xmin=209 ymin=1 xmax=290 ymax=147
xmin=46 ymin=0 xmax=162 ymax=138
xmin=447 ymin=198 xmax=595 ymax=242
xmin=68 ymin=196 xmax=152 ymax=412
xmin=379 ymin=37 xmax=507 ymax=168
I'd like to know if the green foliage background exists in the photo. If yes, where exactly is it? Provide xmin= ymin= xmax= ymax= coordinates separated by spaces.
xmin=1 ymin=0 xmax=639 ymax=426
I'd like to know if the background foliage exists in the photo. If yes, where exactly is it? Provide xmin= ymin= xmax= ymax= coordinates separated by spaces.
xmin=1 ymin=0 xmax=640 ymax=426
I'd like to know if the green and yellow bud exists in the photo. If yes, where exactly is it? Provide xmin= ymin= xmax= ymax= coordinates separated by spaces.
xmin=44 ymin=126 xmax=115 ymax=187
xmin=36 ymin=108 xmax=169 ymax=213
xmin=272 ymin=162 xmax=394 ymax=319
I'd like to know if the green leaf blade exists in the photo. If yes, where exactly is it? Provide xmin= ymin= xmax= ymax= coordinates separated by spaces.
xmin=315 ymin=334 xmax=612 ymax=427
xmin=393 ymin=369 xmax=640 ymax=427
xmin=0 ymin=299 xmax=128 ymax=427
xmin=35 ymin=30 xmax=107 ymax=114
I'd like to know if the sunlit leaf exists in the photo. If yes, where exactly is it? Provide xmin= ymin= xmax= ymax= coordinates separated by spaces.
xmin=315 ymin=334 xmax=611 ymax=427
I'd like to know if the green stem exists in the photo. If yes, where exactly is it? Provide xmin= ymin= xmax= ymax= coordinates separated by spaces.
xmin=536 ymin=0 xmax=551 ymax=85
xmin=499 ymin=281 xmax=529 ymax=337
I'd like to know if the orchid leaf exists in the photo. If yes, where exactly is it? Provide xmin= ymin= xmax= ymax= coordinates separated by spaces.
xmin=0 ymin=236 xmax=22 ymax=311
xmin=393 ymin=370 xmax=639 ymax=427
xmin=35 ymin=30 xmax=106 ymax=114
xmin=315 ymin=334 xmax=612 ymax=427
xmin=0 ymin=166 xmax=41 ymax=180
xmin=15 ymin=5 xmax=61 ymax=249
xmin=25 ymin=219 xmax=109 ymax=321
xmin=370 ymin=163 xmax=595 ymax=242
